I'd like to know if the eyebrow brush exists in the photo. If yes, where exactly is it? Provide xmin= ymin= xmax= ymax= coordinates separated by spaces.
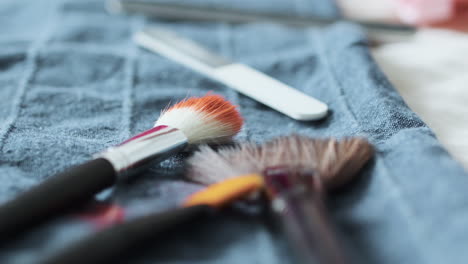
xmin=0 ymin=94 xmax=242 ymax=241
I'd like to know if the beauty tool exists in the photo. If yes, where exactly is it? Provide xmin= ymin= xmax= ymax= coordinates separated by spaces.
xmin=134 ymin=27 xmax=328 ymax=121
xmin=0 ymin=94 xmax=242 ymax=240
xmin=109 ymin=0 xmax=416 ymax=43
xmin=43 ymin=135 xmax=373 ymax=264
xmin=40 ymin=175 xmax=263 ymax=264
xmin=188 ymin=136 xmax=374 ymax=264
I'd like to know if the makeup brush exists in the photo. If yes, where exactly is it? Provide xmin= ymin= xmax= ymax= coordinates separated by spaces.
xmin=187 ymin=136 xmax=374 ymax=264
xmin=40 ymin=176 xmax=263 ymax=264
xmin=40 ymin=136 xmax=372 ymax=264
xmin=0 ymin=94 xmax=242 ymax=241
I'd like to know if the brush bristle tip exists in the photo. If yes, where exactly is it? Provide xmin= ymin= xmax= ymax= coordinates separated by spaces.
xmin=154 ymin=94 xmax=243 ymax=144
xmin=188 ymin=135 xmax=374 ymax=189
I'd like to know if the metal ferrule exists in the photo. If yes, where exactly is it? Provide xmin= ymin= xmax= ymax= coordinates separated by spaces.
xmin=96 ymin=125 xmax=188 ymax=179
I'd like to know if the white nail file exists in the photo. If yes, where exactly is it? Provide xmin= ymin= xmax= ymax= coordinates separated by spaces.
xmin=134 ymin=27 xmax=328 ymax=121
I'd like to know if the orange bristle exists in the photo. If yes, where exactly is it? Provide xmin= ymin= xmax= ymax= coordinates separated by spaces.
xmin=154 ymin=94 xmax=243 ymax=144
xmin=168 ymin=94 xmax=243 ymax=132
xmin=183 ymin=174 xmax=264 ymax=208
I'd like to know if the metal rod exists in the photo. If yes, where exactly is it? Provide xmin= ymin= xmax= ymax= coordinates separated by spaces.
xmin=107 ymin=0 xmax=416 ymax=42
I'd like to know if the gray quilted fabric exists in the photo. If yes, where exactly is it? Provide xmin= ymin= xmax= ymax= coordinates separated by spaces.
xmin=1 ymin=1 xmax=467 ymax=263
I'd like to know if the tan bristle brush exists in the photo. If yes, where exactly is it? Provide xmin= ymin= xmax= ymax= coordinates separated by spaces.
xmin=0 ymin=94 xmax=242 ymax=241
xmin=40 ymin=136 xmax=372 ymax=264
xmin=186 ymin=136 xmax=374 ymax=264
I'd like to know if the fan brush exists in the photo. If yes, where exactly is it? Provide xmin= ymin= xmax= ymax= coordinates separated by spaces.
xmin=0 ymin=94 xmax=242 ymax=241
xmin=41 ymin=135 xmax=373 ymax=264
xmin=186 ymin=135 xmax=374 ymax=264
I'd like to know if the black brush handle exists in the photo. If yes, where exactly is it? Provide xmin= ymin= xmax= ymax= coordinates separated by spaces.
xmin=41 ymin=205 xmax=214 ymax=264
xmin=0 ymin=158 xmax=116 ymax=240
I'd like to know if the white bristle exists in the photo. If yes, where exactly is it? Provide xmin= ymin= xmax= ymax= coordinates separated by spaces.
xmin=154 ymin=107 xmax=237 ymax=144
xmin=187 ymin=144 xmax=258 ymax=185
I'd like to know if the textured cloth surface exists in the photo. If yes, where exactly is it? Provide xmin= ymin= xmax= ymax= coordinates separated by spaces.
xmin=372 ymin=28 xmax=468 ymax=169
xmin=1 ymin=0 xmax=468 ymax=264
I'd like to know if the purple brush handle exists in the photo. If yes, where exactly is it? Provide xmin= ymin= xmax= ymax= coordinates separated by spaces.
xmin=264 ymin=167 xmax=350 ymax=264
xmin=274 ymin=190 xmax=349 ymax=264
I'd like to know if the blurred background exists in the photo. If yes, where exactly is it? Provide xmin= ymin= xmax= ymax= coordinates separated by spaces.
xmin=1 ymin=0 xmax=468 ymax=263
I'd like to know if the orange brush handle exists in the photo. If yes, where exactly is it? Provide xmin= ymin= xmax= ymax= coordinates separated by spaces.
xmin=183 ymin=174 xmax=264 ymax=208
